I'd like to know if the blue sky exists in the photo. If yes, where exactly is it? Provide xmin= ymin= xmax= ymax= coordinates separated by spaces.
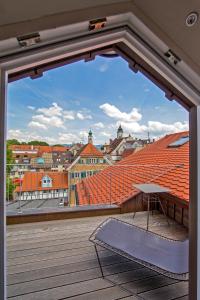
xmin=7 ymin=56 xmax=188 ymax=145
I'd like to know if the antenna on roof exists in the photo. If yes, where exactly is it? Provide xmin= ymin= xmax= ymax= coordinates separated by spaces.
xmin=147 ymin=131 xmax=150 ymax=142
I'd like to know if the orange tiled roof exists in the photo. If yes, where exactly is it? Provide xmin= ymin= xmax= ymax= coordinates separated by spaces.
xmin=78 ymin=143 xmax=104 ymax=158
xmin=10 ymin=145 xmax=38 ymax=151
xmin=15 ymin=172 xmax=68 ymax=192
xmin=10 ymin=145 xmax=69 ymax=153
xmin=107 ymin=138 xmax=123 ymax=154
xmin=77 ymin=131 xmax=189 ymax=206
xmin=121 ymin=148 xmax=136 ymax=159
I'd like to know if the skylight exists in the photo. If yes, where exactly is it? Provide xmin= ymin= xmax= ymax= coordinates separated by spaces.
xmin=168 ymin=136 xmax=189 ymax=147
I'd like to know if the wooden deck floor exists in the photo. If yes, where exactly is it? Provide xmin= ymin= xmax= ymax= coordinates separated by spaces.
xmin=7 ymin=212 xmax=188 ymax=300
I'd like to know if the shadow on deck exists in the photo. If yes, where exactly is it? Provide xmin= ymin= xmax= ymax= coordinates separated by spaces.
xmin=7 ymin=211 xmax=188 ymax=300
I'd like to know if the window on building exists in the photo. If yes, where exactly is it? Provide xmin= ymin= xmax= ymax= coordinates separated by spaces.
xmin=81 ymin=171 xmax=86 ymax=178
xmin=168 ymin=136 xmax=189 ymax=147
xmin=41 ymin=175 xmax=52 ymax=188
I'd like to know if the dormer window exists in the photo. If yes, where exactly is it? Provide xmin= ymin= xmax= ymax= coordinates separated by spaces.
xmin=168 ymin=136 xmax=189 ymax=148
xmin=41 ymin=175 xmax=52 ymax=188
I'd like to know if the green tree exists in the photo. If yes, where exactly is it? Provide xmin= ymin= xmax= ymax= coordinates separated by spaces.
xmin=6 ymin=177 xmax=15 ymax=201
xmin=28 ymin=141 xmax=49 ymax=146
xmin=7 ymin=139 xmax=20 ymax=145
xmin=6 ymin=144 xmax=14 ymax=173
xmin=6 ymin=144 xmax=15 ymax=201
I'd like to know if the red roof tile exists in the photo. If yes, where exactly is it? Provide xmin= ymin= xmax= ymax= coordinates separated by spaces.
xmin=77 ymin=131 xmax=189 ymax=206
xmin=107 ymin=138 xmax=123 ymax=153
xmin=121 ymin=148 xmax=136 ymax=159
xmin=15 ymin=172 xmax=68 ymax=192
xmin=10 ymin=145 xmax=69 ymax=153
xmin=78 ymin=143 xmax=104 ymax=158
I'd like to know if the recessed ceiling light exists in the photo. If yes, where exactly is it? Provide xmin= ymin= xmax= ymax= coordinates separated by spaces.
xmin=185 ymin=12 xmax=198 ymax=27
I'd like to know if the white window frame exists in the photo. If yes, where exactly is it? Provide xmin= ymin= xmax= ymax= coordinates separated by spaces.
xmin=0 ymin=21 xmax=200 ymax=300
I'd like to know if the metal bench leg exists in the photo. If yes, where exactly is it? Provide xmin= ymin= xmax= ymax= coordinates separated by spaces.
xmin=94 ymin=245 xmax=104 ymax=278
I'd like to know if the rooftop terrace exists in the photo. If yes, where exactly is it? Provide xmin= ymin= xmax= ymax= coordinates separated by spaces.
xmin=7 ymin=211 xmax=188 ymax=300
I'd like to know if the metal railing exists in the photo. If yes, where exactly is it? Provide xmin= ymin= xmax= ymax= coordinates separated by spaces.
xmin=6 ymin=162 xmax=180 ymax=214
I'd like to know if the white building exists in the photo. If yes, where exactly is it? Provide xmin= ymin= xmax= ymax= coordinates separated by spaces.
xmin=14 ymin=172 xmax=68 ymax=202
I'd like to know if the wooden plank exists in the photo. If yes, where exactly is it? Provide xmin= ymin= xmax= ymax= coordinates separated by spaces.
xmin=120 ymin=297 xmax=140 ymax=300
xmin=7 ymin=246 xmax=107 ymax=266
xmin=6 ymin=212 xmax=189 ymax=300
xmin=9 ymin=278 xmax=113 ymax=300
xmin=6 ymin=228 xmax=92 ymax=243
xmin=7 ymin=241 xmax=90 ymax=258
xmin=103 ymin=261 xmax=142 ymax=276
xmin=5 ymin=212 xmax=167 ymax=234
xmin=7 ymin=268 xmax=102 ymax=297
xmin=7 ymin=219 xmax=99 ymax=233
xmin=64 ymin=286 xmax=131 ymax=300
xmin=6 ymin=230 xmax=92 ymax=246
xmin=7 ymin=260 xmax=139 ymax=285
xmin=7 ymin=252 xmax=128 ymax=275
xmin=7 ymin=250 xmax=117 ymax=274
xmin=139 ymin=281 xmax=188 ymax=300
xmin=107 ymin=268 xmax=157 ymax=285
xmin=7 ymin=225 xmax=94 ymax=241
xmin=7 ymin=236 xmax=90 ymax=251
xmin=7 ymin=216 xmax=104 ymax=231
xmin=121 ymin=274 xmax=176 ymax=294
xmin=7 ymin=207 xmax=121 ymax=225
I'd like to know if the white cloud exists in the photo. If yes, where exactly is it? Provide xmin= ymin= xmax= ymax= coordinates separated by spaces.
xmin=58 ymin=133 xmax=78 ymax=144
xmin=77 ymin=112 xmax=85 ymax=120
xmin=7 ymin=129 xmax=56 ymax=144
xmin=147 ymin=121 xmax=189 ymax=133
xmin=63 ymin=110 xmax=75 ymax=120
xmin=37 ymin=102 xmax=62 ymax=116
xmin=28 ymin=103 xmax=66 ymax=130
xmin=99 ymin=63 xmax=108 ymax=72
xmin=28 ymin=121 xmax=47 ymax=130
xmin=77 ymin=112 xmax=92 ymax=120
xmin=28 ymin=103 xmax=92 ymax=133
xmin=118 ymin=121 xmax=147 ymax=134
xmin=94 ymin=122 xmax=104 ymax=129
xmin=58 ymin=131 xmax=88 ymax=144
xmin=100 ymin=102 xmax=188 ymax=138
xmin=7 ymin=129 xmax=24 ymax=140
xmin=101 ymin=131 xmax=112 ymax=138
xmin=117 ymin=120 xmax=188 ymax=137
xmin=79 ymin=131 xmax=89 ymax=140
xmin=31 ymin=114 xmax=65 ymax=129
xmin=100 ymin=103 xmax=142 ymax=122
xmin=27 ymin=106 xmax=35 ymax=110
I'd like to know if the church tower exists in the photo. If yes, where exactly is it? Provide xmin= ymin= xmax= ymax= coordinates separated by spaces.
xmin=88 ymin=129 xmax=93 ymax=144
xmin=117 ymin=125 xmax=123 ymax=139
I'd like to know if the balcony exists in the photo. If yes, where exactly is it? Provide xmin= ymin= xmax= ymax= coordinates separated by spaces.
xmin=7 ymin=211 xmax=188 ymax=300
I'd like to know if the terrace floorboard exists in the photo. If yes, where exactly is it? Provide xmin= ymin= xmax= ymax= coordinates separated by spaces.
xmin=7 ymin=211 xmax=188 ymax=300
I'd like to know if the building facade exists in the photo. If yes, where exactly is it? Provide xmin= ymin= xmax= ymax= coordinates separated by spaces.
xmin=102 ymin=125 xmax=152 ymax=162
xmin=67 ymin=130 xmax=112 ymax=205
xmin=14 ymin=171 xmax=68 ymax=203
